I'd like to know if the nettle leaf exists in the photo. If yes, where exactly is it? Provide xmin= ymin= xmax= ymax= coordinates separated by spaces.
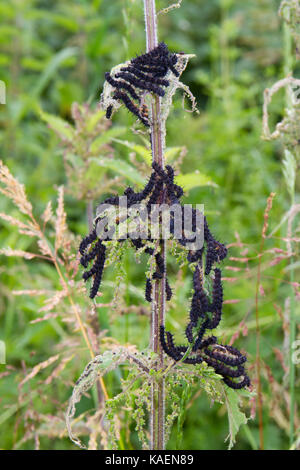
xmin=39 ymin=109 xmax=74 ymax=141
xmin=89 ymin=127 xmax=126 ymax=152
xmin=113 ymin=142 xmax=184 ymax=166
xmin=112 ymin=139 xmax=152 ymax=165
xmin=85 ymin=109 xmax=106 ymax=133
xmin=224 ymin=388 xmax=248 ymax=450
xmin=92 ymin=157 xmax=145 ymax=185
xmin=165 ymin=146 xmax=185 ymax=162
xmin=175 ymin=172 xmax=218 ymax=190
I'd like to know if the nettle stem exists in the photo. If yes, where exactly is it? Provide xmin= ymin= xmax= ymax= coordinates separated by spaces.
xmin=143 ymin=0 xmax=166 ymax=450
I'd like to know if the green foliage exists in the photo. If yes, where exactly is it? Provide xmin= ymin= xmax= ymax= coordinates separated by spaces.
xmin=0 ymin=0 xmax=299 ymax=451
xmin=224 ymin=388 xmax=249 ymax=450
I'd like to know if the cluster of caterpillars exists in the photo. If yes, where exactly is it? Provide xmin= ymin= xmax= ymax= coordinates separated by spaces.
xmin=160 ymin=261 xmax=250 ymax=389
xmin=79 ymin=159 xmax=250 ymax=390
xmin=104 ymin=42 xmax=179 ymax=127
xmin=79 ymin=161 xmax=184 ymax=301
xmin=79 ymin=43 xmax=250 ymax=390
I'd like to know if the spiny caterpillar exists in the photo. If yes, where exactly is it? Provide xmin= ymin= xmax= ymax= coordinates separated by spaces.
xmin=79 ymin=161 xmax=227 ymax=300
xmin=160 ymin=326 xmax=250 ymax=389
xmin=79 ymin=161 xmax=249 ymax=390
xmin=102 ymin=42 xmax=179 ymax=127
xmin=159 ymin=264 xmax=250 ymax=389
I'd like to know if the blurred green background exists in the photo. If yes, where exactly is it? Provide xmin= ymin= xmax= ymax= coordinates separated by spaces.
xmin=0 ymin=0 xmax=299 ymax=450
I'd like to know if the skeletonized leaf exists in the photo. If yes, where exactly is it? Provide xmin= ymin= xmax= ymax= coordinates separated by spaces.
xmin=66 ymin=349 xmax=128 ymax=448
xmin=66 ymin=348 xmax=143 ymax=449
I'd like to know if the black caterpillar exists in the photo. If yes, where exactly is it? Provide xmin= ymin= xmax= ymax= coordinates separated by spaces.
xmin=103 ymin=42 xmax=179 ymax=127
xmin=160 ymin=326 xmax=250 ymax=389
xmin=79 ymin=161 xmax=249 ymax=390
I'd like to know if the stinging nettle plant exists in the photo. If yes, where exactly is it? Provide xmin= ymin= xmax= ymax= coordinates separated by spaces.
xmin=66 ymin=0 xmax=251 ymax=450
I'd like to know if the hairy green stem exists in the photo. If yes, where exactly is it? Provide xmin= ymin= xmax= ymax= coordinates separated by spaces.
xmin=143 ymin=0 xmax=166 ymax=450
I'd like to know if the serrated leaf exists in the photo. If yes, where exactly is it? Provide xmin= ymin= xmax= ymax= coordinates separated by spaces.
xmin=175 ymin=172 xmax=217 ymax=190
xmin=112 ymin=140 xmax=183 ymax=165
xmin=39 ymin=109 xmax=74 ymax=141
xmin=86 ymin=109 xmax=106 ymax=133
xmin=91 ymin=157 xmax=145 ymax=185
xmin=112 ymin=139 xmax=152 ymax=165
xmin=90 ymin=127 xmax=126 ymax=152
xmin=224 ymin=388 xmax=248 ymax=449
xmin=165 ymin=146 xmax=185 ymax=162
xmin=65 ymin=152 xmax=85 ymax=168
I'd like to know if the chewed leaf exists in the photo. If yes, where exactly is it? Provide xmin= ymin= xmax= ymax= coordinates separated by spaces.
xmin=66 ymin=349 xmax=130 ymax=449
xmin=224 ymin=387 xmax=249 ymax=449
xmin=160 ymin=53 xmax=197 ymax=125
